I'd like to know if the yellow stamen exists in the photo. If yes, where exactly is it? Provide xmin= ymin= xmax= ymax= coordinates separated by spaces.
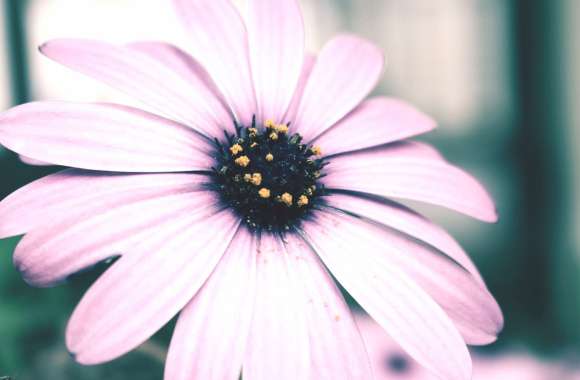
xmin=229 ymin=143 xmax=243 ymax=155
xmin=248 ymin=127 xmax=258 ymax=136
xmin=243 ymin=174 xmax=252 ymax=182
xmin=311 ymin=146 xmax=322 ymax=156
xmin=269 ymin=132 xmax=279 ymax=141
xmin=297 ymin=195 xmax=309 ymax=207
xmin=280 ymin=192 xmax=293 ymax=206
xmin=258 ymin=188 xmax=271 ymax=198
xmin=265 ymin=153 xmax=274 ymax=162
xmin=234 ymin=155 xmax=250 ymax=167
xmin=264 ymin=119 xmax=275 ymax=128
xmin=250 ymin=173 xmax=262 ymax=186
xmin=275 ymin=124 xmax=289 ymax=134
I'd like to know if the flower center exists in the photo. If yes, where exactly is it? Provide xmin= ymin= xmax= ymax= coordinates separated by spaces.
xmin=210 ymin=118 xmax=325 ymax=231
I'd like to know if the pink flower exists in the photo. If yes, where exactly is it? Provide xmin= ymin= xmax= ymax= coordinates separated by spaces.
xmin=355 ymin=313 xmax=572 ymax=380
xmin=0 ymin=0 xmax=503 ymax=379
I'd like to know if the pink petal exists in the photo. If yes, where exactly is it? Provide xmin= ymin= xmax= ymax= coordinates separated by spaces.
xmin=294 ymin=35 xmax=384 ymax=142
xmin=173 ymin=0 xmax=256 ymax=126
xmin=243 ymin=234 xmax=310 ymax=380
xmin=128 ymin=41 xmax=234 ymax=136
xmin=323 ymin=192 xmax=485 ymax=285
xmin=13 ymin=183 xmax=216 ymax=287
xmin=0 ymin=170 xmax=208 ymax=239
xmin=282 ymin=234 xmax=373 ymax=379
xmin=0 ymin=101 xmax=213 ymax=172
xmin=40 ymin=39 xmax=232 ymax=136
xmin=165 ymin=227 xmax=257 ymax=380
xmin=19 ymin=155 xmax=52 ymax=166
xmin=324 ymin=206 xmax=502 ymax=345
xmin=66 ymin=208 xmax=241 ymax=365
xmin=323 ymin=143 xmax=498 ymax=222
xmin=301 ymin=211 xmax=472 ymax=380
xmin=247 ymin=0 xmax=304 ymax=123
xmin=284 ymin=54 xmax=316 ymax=124
xmin=313 ymin=97 xmax=436 ymax=156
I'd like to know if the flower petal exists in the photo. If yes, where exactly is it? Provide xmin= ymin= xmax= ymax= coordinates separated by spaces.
xmin=13 ymin=182 xmax=216 ymax=287
xmin=325 ymin=205 xmax=502 ymax=345
xmin=0 ymin=170 xmax=208 ymax=239
xmin=66 ymin=208 xmax=240 ymax=365
xmin=285 ymin=54 xmax=315 ymax=124
xmin=40 ymin=39 xmax=232 ymax=136
xmin=282 ymin=234 xmax=373 ymax=379
xmin=313 ymin=97 xmax=436 ymax=157
xmin=294 ymin=35 xmax=384 ymax=142
xmin=128 ymin=41 xmax=234 ymax=136
xmin=323 ymin=143 xmax=498 ymax=222
xmin=243 ymin=234 xmax=310 ymax=380
xmin=173 ymin=0 xmax=256 ymax=126
xmin=247 ymin=0 xmax=304 ymax=123
xmin=323 ymin=191 xmax=485 ymax=285
xmin=301 ymin=210 xmax=472 ymax=380
xmin=165 ymin=227 xmax=257 ymax=380
xmin=19 ymin=155 xmax=52 ymax=166
xmin=0 ymin=101 xmax=213 ymax=172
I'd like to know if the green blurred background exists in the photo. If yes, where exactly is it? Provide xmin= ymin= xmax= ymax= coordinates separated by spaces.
xmin=1 ymin=0 xmax=579 ymax=378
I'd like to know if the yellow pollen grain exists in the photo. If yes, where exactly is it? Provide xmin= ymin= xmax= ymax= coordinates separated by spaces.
xmin=264 ymin=119 xmax=275 ymax=128
xmin=250 ymin=173 xmax=262 ymax=186
xmin=243 ymin=174 xmax=252 ymax=182
xmin=234 ymin=155 xmax=250 ymax=167
xmin=275 ymin=124 xmax=289 ymax=134
xmin=258 ymin=188 xmax=271 ymax=198
xmin=297 ymin=195 xmax=309 ymax=207
xmin=311 ymin=146 xmax=322 ymax=156
xmin=248 ymin=127 xmax=258 ymax=136
xmin=265 ymin=153 xmax=274 ymax=162
xmin=229 ymin=143 xmax=243 ymax=155
xmin=280 ymin=192 xmax=293 ymax=206
xmin=269 ymin=132 xmax=279 ymax=141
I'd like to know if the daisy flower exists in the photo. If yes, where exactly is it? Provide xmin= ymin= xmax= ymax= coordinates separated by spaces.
xmin=0 ymin=0 xmax=503 ymax=379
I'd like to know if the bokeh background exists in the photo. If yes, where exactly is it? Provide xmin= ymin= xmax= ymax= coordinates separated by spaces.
xmin=1 ymin=0 xmax=579 ymax=378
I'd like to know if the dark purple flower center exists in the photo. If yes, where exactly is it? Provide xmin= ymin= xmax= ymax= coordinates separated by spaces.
xmin=210 ymin=118 xmax=326 ymax=232
xmin=384 ymin=353 xmax=411 ymax=374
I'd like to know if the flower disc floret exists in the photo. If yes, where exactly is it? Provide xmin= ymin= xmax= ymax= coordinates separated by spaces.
xmin=211 ymin=119 xmax=326 ymax=231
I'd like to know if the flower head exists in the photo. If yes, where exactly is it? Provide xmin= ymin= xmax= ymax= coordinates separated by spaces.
xmin=0 ymin=0 xmax=502 ymax=379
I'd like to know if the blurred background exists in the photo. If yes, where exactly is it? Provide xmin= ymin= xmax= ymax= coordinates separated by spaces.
xmin=0 ymin=0 xmax=579 ymax=378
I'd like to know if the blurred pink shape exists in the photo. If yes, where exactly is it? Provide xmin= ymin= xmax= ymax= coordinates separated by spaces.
xmin=356 ymin=313 xmax=576 ymax=380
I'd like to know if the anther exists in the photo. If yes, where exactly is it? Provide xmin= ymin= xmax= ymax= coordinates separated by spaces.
xmin=230 ymin=143 xmax=243 ymax=155
xmin=311 ymin=146 xmax=322 ymax=156
xmin=264 ymin=119 xmax=275 ymax=128
xmin=297 ymin=195 xmax=309 ymax=207
xmin=235 ymin=156 xmax=250 ymax=167
xmin=269 ymin=132 xmax=279 ymax=141
xmin=250 ymin=173 xmax=262 ymax=186
xmin=265 ymin=153 xmax=274 ymax=162
xmin=243 ymin=174 xmax=252 ymax=182
xmin=258 ymin=188 xmax=271 ymax=198
xmin=280 ymin=192 xmax=293 ymax=206
xmin=275 ymin=124 xmax=289 ymax=134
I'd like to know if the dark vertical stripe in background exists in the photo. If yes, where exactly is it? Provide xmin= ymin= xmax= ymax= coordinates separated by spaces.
xmin=4 ymin=0 xmax=30 ymax=105
xmin=513 ymin=0 xmax=580 ymax=347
